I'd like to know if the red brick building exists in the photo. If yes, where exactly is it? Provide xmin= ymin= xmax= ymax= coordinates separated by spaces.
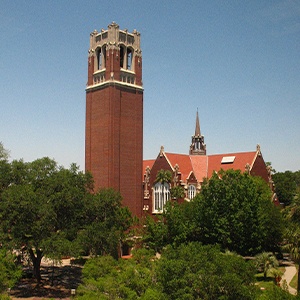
xmin=142 ymin=111 xmax=278 ymax=215
xmin=85 ymin=22 xmax=143 ymax=217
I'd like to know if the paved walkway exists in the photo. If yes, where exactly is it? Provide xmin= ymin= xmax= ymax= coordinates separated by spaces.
xmin=281 ymin=265 xmax=297 ymax=295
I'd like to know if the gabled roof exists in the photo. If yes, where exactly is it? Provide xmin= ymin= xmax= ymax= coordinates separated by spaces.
xmin=144 ymin=152 xmax=208 ymax=183
xmin=207 ymin=151 xmax=257 ymax=177
xmin=164 ymin=153 xmax=194 ymax=182
xmin=143 ymin=149 xmax=261 ymax=184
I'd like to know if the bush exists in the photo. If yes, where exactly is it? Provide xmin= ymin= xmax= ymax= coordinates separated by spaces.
xmin=156 ymin=242 xmax=258 ymax=300
xmin=0 ymin=249 xmax=22 ymax=293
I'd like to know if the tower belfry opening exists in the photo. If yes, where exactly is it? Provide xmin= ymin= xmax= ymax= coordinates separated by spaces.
xmin=85 ymin=22 xmax=143 ymax=217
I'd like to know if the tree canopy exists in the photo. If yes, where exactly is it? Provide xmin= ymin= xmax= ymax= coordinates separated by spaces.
xmin=157 ymin=243 xmax=257 ymax=300
xmin=77 ymin=243 xmax=259 ymax=300
xmin=194 ymin=170 xmax=283 ymax=255
xmin=0 ymin=157 xmax=132 ymax=282
xmin=143 ymin=169 xmax=283 ymax=256
xmin=0 ymin=142 xmax=9 ymax=161
xmin=273 ymin=170 xmax=300 ymax=206
xmin=77 ymin=188 xmax=133 ymax=258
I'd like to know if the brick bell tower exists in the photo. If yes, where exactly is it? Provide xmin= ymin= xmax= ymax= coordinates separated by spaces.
xmin=85 ymin=22 xmax=143 ymax=217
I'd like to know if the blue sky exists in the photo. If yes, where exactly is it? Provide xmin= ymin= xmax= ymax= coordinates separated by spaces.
xmin=1 ymin=0 xmax=299 ymax=172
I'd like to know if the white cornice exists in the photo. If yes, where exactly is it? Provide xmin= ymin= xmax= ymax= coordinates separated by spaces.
xmin=86 ymin=80 xmax=144 ymax=92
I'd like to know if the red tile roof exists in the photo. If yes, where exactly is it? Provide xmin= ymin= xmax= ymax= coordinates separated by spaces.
xmin=207 ymin=151 xmax=257 ymax=177
xmin=190 ymin=155 xmax=208 ymax=182
xmin=143 ymin=150 xmax=259 ymax=184
xmin=164 ymin=153 xmax=193 ymax=181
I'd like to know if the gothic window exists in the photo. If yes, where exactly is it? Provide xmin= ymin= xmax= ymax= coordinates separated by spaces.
xmin=120 ymin=46 xmax=133 ymax=70
xmin=153 ymin=182 xmax=170 ymax=213
xmin=120 ymin=45 xmax=125 ymax=68
xmin=97 ymin=48 xmax=102 ymax=70
xmin=102 ymin=47 xmax=106 ymax=68
xmin=188 ymin=185 xmax=196 ymax=200
xmin=127 ymin=48 xmax=133 ymax=70
xmin=96 ymin=46 xmax=106 ymax=70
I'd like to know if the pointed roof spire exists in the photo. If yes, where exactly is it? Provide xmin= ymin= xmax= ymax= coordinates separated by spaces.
xmin=195 ymin=109 xmax=201 ymax=136
xmin=190 ymin=110 xmax=206 ymax=156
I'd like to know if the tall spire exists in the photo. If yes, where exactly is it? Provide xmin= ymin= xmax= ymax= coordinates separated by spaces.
xmin=189 ymin=110 xmax=206 ymax=155
xmin=195 ymin=109 xmax=201 ymax=136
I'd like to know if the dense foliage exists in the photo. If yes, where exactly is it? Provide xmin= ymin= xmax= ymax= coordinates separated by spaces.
xmin=77 ymin=188 xmax=132 ymax=258
xmin=257 ymin=285 xmax=300 ymax=300
xmin=196 ymin=170 xmax=283 ymax=255
xmin=77 ymin=249 xmax=158 ymax=299
xmin=0 ymin=156 xmax=132 ymax=282
xmin=77 ymin=244 xmax=259 ymax=300
xmin=157 ymin=243 xmax=257 ymax=300
xmin=282 ymin=190 xmax=300 ymax=293
xmin=255 ymin=252 xmax=279 ymax=280
xmin=143 ymin=170 xmax=283 ymax=256
xmin=0 ymin=249 xmax=22 ymax=293
xmin=273 ymin=170 xmax=300 ymax=206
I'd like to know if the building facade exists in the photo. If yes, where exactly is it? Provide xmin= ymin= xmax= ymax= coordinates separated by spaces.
xmin=85 ymin=22 xmax=143 ymax=217
xmin=85 ymin=23 xmax=276 ymax=219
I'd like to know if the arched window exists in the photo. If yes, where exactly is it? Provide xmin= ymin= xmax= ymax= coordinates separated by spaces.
xmin=188 ymin=185 xmax=196 ymax=200
xmin=153 ymin=182 xmax=170 ymax=213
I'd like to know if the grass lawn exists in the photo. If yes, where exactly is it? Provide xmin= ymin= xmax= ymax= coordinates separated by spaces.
xmin=255 ymin=272 xmax=277 ymax=291
xmin=255 ymin=267 xmax=286 ymax=291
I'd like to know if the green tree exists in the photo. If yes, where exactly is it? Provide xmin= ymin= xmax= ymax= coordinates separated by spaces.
xmin=273 ymin=171 xmax=298 ymax=206
xmin=255 ymin=252 xmax=279 ymax=280
xmin=142 ymin=214 xmax=168 ymax=253
xmin=0 ymin=143 xmax=11 ymax=197
xmin=156 ymin=242 xmax=258 ymax=300
xmin=283 ymin=194 xmax=300 ymax=294
xmin=283 ymin=225 xmax=300 ymax=294
xmin=0 ymin=142 xmax=9 ymax=161
xmin=191 ymin=170 xmax=283 ymax=255
xmin=77 ymin=249 xmax=160 ymax=299
xmin=0 ymin=157 xmax=92 ymax=282
xmin=144 ymin=170 xmax=282 ymax=256
xmin=78 ymin=188 xmax=133 ymax=258
xmin=0 ymin=161 xmax=11 ymax=196
xmin=285 ymin=193 xmax=300 ymax=225
xmin=142 ymin=200 xmax=197 ymax=252
xmin=155 ymin=169 xmax=172 ymax=185
xmin=170 ymin=185 xmax=185 ymax=200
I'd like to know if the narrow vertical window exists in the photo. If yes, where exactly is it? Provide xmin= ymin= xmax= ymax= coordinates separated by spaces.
xmin=127 ymin=48 xmax=133 ymax=70
xmin=120 ymin=46 xmax=125 ymax=68
xmin=102 ymin=46 xmax=106 ymax=68
xmin=97 ymin=48 xmax=102 ymax=70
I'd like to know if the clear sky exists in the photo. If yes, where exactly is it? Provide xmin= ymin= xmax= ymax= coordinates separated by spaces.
xmin=1 ymin=1 xmax=299 ymax=172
